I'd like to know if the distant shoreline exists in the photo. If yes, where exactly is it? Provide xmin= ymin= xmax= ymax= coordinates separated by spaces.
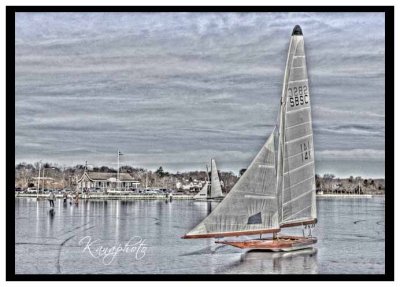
xmin=15 ymin=193 xmax=193 ymax=200
xmin=15 ymin=162 xmax=385 ymax=196
xmin=15 ymin=193 xmax=384 ymax=200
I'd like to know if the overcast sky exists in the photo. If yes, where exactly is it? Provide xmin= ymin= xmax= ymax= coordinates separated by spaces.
xmin=15 ymin=12 xmax=385 ymax=177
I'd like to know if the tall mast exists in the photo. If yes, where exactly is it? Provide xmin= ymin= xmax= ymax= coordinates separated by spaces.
xmin=117 ymin=150 xmax=120 ymax=190
xmin=42 ymin=167 xmax=45 ymax=192
xmin=206 ymin=163 xmax=210 ymax=197
xmin=37 ymin=160 xmax=41 ymax=198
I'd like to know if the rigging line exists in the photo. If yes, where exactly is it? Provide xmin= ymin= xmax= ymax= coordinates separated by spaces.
xmin=283 ymin=176 xmax=315 ymax=191
xmin=282 ymin=189 xmax=314 ymax=207
xmin=283 ymin=161 xmax=313 ymax=175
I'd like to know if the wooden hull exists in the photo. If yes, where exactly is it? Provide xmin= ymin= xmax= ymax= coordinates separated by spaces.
xmin=215 ymin=235 xmax=317 ymax=252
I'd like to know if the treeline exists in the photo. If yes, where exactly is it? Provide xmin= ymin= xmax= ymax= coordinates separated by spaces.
xmin=315 ymin=174 xmax=385 ymax=195
xmin=14 ymin=162 xmax=239 ymax=192
xmin=14 ymin=162 xmax=385 ymax=194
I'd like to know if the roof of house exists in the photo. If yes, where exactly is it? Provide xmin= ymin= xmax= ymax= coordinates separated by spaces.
xmin=78 ymin=171 xmax=138 ymax=182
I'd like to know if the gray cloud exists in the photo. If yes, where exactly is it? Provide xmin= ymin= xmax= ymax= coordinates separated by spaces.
xmin=15 ymin=12 xmax=385 ymax=177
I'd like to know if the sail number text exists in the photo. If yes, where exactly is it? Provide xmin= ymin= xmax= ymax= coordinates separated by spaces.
xmin=300 ymin=141 xmax=311 ymax=162
xmin=288 ymin=85 xmax=309 ymax=108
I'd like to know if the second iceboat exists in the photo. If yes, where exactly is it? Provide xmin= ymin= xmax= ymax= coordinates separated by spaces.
xmin=194 ymin=158 xmax=224 ymax=201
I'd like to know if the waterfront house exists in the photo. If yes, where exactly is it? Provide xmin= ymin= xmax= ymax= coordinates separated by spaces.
xmin=77 ymin=170 xmax=140 ymax=192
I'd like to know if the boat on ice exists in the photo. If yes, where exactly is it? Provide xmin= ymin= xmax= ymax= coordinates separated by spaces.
xmin=193 ymin=159 xmax=224 ymax=201
xmin=183 ymin=25 xmax=317 ymax=251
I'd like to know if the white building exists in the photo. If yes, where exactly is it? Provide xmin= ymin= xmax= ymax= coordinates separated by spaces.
xmin=77 ymin=171 xmax=140 ymax=191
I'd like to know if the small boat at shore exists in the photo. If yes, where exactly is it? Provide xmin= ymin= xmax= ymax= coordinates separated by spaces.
xmin=183 ymin=25 xmax=317 ymax=251
xmin=193 ymin=159 xmax=224 ymax=201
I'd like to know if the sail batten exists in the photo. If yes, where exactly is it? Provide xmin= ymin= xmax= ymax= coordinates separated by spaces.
xmin=283 ymin=161 xmax=313 ymax=175
xmin=286 ymin=107 xmax=311 ymax=114
xmin=283 ymin=175 xmax=314 ymax=191
xmin=285 ymin=148 xmax=314 ymax=160
xmin=282 ymin=189 xmax=313 ymax=207
xmin=244 ymin=194 xmax=276 ymax=199
xmin=285 ymin=133 xmax=313 ymax=144
xmin=286 ymin=120 xmax=312 ymax=130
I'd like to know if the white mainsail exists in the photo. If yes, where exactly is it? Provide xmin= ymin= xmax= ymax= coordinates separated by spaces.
xmin=210 ymin=159 xmax=223 ymax=198
xmin=277 ymin=25 xmax=317 ymax=227
xmin=184 ymin=25 xmax=316 ymax=239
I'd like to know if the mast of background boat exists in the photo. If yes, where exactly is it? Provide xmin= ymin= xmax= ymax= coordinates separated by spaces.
xmin=210 ymin=159 xmax=212 ymax=198
xmin=42 ymin=165 xmax=45 ymax=193
xmin=117 ymin=150 xmax=120 ymax=190
xmin=37 ymin=160 xmax=41 ymax=199
xmin=117 ymin=150 xmax=124 ymax=190
xmin=206 ymin=163 xmax=210 ymax=198
xmin=145 ymin=171 xmax=148 ymax=190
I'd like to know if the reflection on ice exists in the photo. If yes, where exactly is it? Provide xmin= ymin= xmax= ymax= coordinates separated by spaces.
xmin=15 ymin=197 xmax=384 ymax=274
xmin=216 ymin=248 xmax=318 ymax=274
